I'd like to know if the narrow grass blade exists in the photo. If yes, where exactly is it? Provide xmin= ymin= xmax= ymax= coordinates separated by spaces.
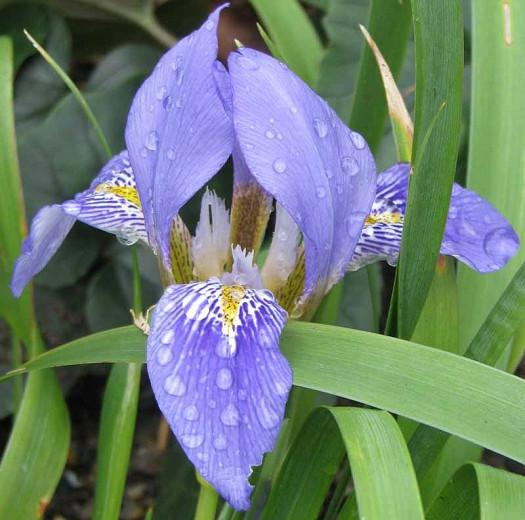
xmin=397 ymin=1 xmax=463 ymax=339
xmin=0 ymin=35 xmax=34 ymax=344
xmin=0 ymin=36 xmax=70 ymax=519
xmin=427 ymin=463 xmax=525 ymax=519
xmin=262 ymin=407 xmax=423 ymax=520
xmin=249 ymin=0 xmax=322 ymax=86
xmin=458 ymin=0 xmax=525 ymax=350
xmin=6 ymin=321 xmax=525 ymax=467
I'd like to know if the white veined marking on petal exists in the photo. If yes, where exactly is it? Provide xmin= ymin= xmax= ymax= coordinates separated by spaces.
xmin=162 ymin=298 xmax=176 ymax=312
xmin=257 ymin=397 xmax=279 ymax=430
xmin=157 ymin=347 xmax=173 ymax=366
xmin=181 ymin=433 xmax=204 ymax=448
xmin=185 ymin=296 xmax=210 ymax=321
xmin=220 ymin=404 xmax=240 ymax=426
xmin=164 ymin=375 xmax=186 ymax=396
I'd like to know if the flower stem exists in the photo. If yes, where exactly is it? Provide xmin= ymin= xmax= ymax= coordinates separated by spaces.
xmin=194 ymin=476 xmax=219 ymax=520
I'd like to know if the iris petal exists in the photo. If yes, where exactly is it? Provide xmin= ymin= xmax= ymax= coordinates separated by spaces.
xmin=228 ymin=48 xmax=376 ymax=304
xmin=125 ymin=5 xmax=233 ymax=267
xmin=11 ymin=151 xmax=147 ymax=297
xmin=147 ymin=280 xmax=291 ymax=510
xmin=11 ymin=205 xmax=75 ymax=297
xmin=348 ymin=163 xmax=520 ymax=272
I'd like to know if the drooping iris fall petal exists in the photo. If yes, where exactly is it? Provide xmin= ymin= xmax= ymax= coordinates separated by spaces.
xmin=147 ymin=252 xmax=291 ymax=510
xmin=348 ymin=163 xmax=520 ymax=272
xmin=11 ymin=150 xmax=146 ymax=296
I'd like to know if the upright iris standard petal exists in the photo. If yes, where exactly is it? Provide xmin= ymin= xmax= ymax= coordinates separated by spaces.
xmin=11 ymin=206 xmax=76 ymax=297
xmin=11 ymin=151 xmax=147 ymax=297
xmin=147 ymin=278 xmax=291 ymax=510
xmin=125 ymin=5 xmax=233 ymax=267
xmin=348 ymin=163 xmax=520 ymax=272
xmin=228 ymin=48 xmax=376 ymax=302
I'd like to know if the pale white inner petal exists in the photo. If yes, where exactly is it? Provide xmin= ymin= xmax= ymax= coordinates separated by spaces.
xmin=192 ymin=189 xmax=231 ymax=279
xmin=222 ymin=245 xmax=263 ymax=289
xmin=261 ymin=203 xmax=301 ymax=292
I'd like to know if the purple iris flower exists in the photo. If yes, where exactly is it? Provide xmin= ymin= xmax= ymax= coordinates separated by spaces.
xmin=10 ymin=5 xmax=377 ymax=509
xmin=348 ymin=162 xmax=520 ymax=271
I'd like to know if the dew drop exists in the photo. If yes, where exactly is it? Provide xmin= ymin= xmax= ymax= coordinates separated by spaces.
xmin=175 ymin=97 xmax=183 ymax=109
xmin=289 ymin=105 xmax=298 ymax=114
xmin=140 ymin=147 xmax=148 ymax=158
xmin=161 ymin=330 xmax=174 ymax=344
xmin=237 ymin=55 xmax=259 ymax=70
xmin=205 ymin=19 xmax=215 ymax=31
xmin=265 ymin=129 xmax=275 ymax=139
xmin=341 ymin=156 xmax=359 ymax=176
xmin=275 ymin=381 xmax=289 ymax=396
xmin=448 ymin=206 xmax=459 ymax=219
xmin=167 ymin=148 xmax=176 ymax=161
xmin=345 ymin=211 xmax=368 ymax=237
xmin=460 ymin=221 xmax=477 ymax=237
xmin=313 ymin=117 xmax=328 ymax=138
xmin=216 ymin=338 xmax=236 ymax=359
xmin=220 ymin=404 xmax=240 ymax=426
xmin=350 ymin=131 xmax=366 ymax=149
xmin=256 ymin=398 xmax=279 ymax=430
xmin=145 ymin=131 xmax=159 ymax=151
xmin=316 ymin=186 xmax=327 ymax=199
xmin=163 ymin=95 xmax=173 ymax=111
xmin=269 ymin=117 xmax=275 ymax=124
xmin=277 ymin=229 xmax=288 ymax=241
xmin=273 ymin=159 xmax=287 ymax=174
xmin=216 ymin=368 xmax=233 ymax=390
xmin=181 ymin=433 xmax=204 ymax=448
xmin=156 ymin=85 xmax=168 ymax=100
xmin=213 ymin=434 xmax=227 ymax=450
xmin=483 ymin=226 xmax=518 ymax=262
xmin=276 ymin=132 xmax=283 ymax=140
xmin=184 ymin=405 xmax=200 ymax=421
xmin=157 ymin=347 xmax=172 ymax=366
xmin=164 ymin=374 xmax=186 ymax=396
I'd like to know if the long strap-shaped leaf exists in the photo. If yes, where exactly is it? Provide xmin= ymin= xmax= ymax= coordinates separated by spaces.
xmin=4 ymin=321 xmax=525 ymax=467
xmin=427 ymin=463 xmax=525 ymax=519
xmin=397 ymin=0 xmax=463 ymax=339
xmin=262 ymin=407 xmax=423 ymax=520
xmin=0 ymin=36 xmax=70 ymax=520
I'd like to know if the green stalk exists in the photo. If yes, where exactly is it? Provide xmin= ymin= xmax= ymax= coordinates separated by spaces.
xmin=194 ymin=476 xmax=219 ymax=520
xmin=10 ymin=334 xmax=22 ymax=413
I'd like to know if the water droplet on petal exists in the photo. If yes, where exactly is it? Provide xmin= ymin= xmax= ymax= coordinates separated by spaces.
xmin=316 ymin=186 xmax=327 ymax=199
xmin=341 ymin=156 xmax=359 ymax=176
xmin=157 ymin=347 xmax=172 ymax=366
xmin=163 ymin=95 xmax=173 ymax=111
xmin=483 ymin=226 xmax=517 ymax=262
xmin=460 ymin=220 xmax=477 ymax=237
xmin=265 ymin=129 xmax=275 ymax=139
xmin=350 ymin=131 xmax=366 ymax=149
xmin=216 ymin=337 xmax=236 ymax=358
xmin=175 ymin=97 xmax=183 ymax=109
xmin=167 ymin=148 xmax=176 ymax=161
xmin=140 ymin=147 xmax=148 ymax=158
xmin=278 ymin=61 xmax=288 ymax=70
xmin=62 ymin=200 xmax=81 ymax=217
xmin=184 ymin=405 xmax=200 ymax=421
xmin=245 ymin=143 xmax=254 ymax=150
xmin=313 ymin=117 xmax=328 ymax=138
xmin=237 ymin=55 xmax=259 ymax=70
xmin=161 ymin=330 xmax=174 ymax=344
xmin=273 ymin=159 xmax=287 ymax=173
xmin=145 ymin=131 xmax=159 ymax=151
xmin=156 ymin=85 xmax=168 ymax=100
xmin=325 ymin=168 xmax=334 ymax=179
xmin=220 ymin=404 xmax=240 ymax=426
xmin=290 ymin=105 xmax=298 ymax=114
xmin=257 ymin=398 xmax=279 ymax=430
xmin=216 ymin=368 xmax=233 ymax=390
xmin=345 ymin=211 xmax=368 ymax=237
xmin=213 ymin=434 xmax=227 ymax=450
xmin=275 ymin=381 xmax=289 ymax=396
xmin=164 ymin=374 xmax=186 ymax=396
xmin=205 ymin=19 xmax=215 ymax=31
xmin=448 ymin=206 xmax=458 ymax=219
xmin=269 ymin=117 xmax=275 ymax=124
xmin=181 ymin=433 xmax=204 ymax=448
